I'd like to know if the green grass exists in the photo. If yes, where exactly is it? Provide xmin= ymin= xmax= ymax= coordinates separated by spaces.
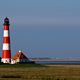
xmin=0 ymin=63 xmax=45 ymax=68
xmin=0 ymin=64 xmax=79 ymax=80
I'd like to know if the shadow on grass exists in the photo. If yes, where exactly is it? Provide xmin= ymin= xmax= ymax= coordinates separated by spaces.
xmin=1 ymin=75 xmax=21 ymax=78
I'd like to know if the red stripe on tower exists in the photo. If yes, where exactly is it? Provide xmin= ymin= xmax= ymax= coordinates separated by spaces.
xmin=2 ymin=17 xmax=11 ymax=63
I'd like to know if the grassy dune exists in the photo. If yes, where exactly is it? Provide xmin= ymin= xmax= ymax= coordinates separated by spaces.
xmin=0 ymin=64 xmax=80 ymax=80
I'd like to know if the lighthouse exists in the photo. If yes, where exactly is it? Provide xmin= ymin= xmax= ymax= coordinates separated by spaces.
xmin=2 ymin=17 xmax=11 ymax=63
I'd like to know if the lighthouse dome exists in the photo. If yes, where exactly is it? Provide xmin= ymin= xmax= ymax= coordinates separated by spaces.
xmin=4 ymin=17 xmax=9 ymax=25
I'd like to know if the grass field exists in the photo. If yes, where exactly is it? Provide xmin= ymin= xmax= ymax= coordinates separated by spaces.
xmin=0 ymin=64 xmax=80 ymax=80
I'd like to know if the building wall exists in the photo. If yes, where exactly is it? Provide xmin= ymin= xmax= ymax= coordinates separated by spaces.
xmin=11 ymin=59 xmax=29 ymax=64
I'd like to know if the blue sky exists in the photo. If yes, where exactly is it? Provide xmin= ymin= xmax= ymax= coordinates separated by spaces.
xmin=0 ymin=0 xmax=80 ymax=25
xmin=0 ymin=0 xmax=80 ymax=58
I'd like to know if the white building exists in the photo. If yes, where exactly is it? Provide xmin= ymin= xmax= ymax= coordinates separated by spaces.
xmin=11 ymin=50 xmax=30 ymax=64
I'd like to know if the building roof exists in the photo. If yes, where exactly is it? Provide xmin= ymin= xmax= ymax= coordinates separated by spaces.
xmin=12 ymin=50 xmax=29 ymax=60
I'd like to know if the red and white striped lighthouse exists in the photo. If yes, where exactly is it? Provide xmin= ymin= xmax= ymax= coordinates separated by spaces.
xmin=2 ymin=17 xmax=11 ymax=63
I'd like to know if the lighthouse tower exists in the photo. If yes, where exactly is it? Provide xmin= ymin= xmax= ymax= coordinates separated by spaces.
xmin=2 ymin=17 xmax=11 ymax=63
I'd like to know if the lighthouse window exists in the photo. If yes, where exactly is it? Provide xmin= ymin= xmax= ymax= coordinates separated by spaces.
xmin=5 ymin=60 xmax=7 ymax=63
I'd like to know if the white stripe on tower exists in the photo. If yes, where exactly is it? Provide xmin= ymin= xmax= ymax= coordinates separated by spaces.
xmin=2 ymin=17 xmax=11 ymax=63
xmin=3 ymin=30 xmax=9 ymax=37
xmin=3 ymin=44 xmax=10 ymax=50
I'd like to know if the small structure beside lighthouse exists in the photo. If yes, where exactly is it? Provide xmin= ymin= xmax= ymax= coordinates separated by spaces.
xmin=1 ymin=17 xmax=11 ymax=63
xmin=11 ymin=50 xmax=30 ymax=64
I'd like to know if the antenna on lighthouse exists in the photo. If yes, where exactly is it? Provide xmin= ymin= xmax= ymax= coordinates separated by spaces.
xmin=1 ymin=17 xmax=11 ymax=63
